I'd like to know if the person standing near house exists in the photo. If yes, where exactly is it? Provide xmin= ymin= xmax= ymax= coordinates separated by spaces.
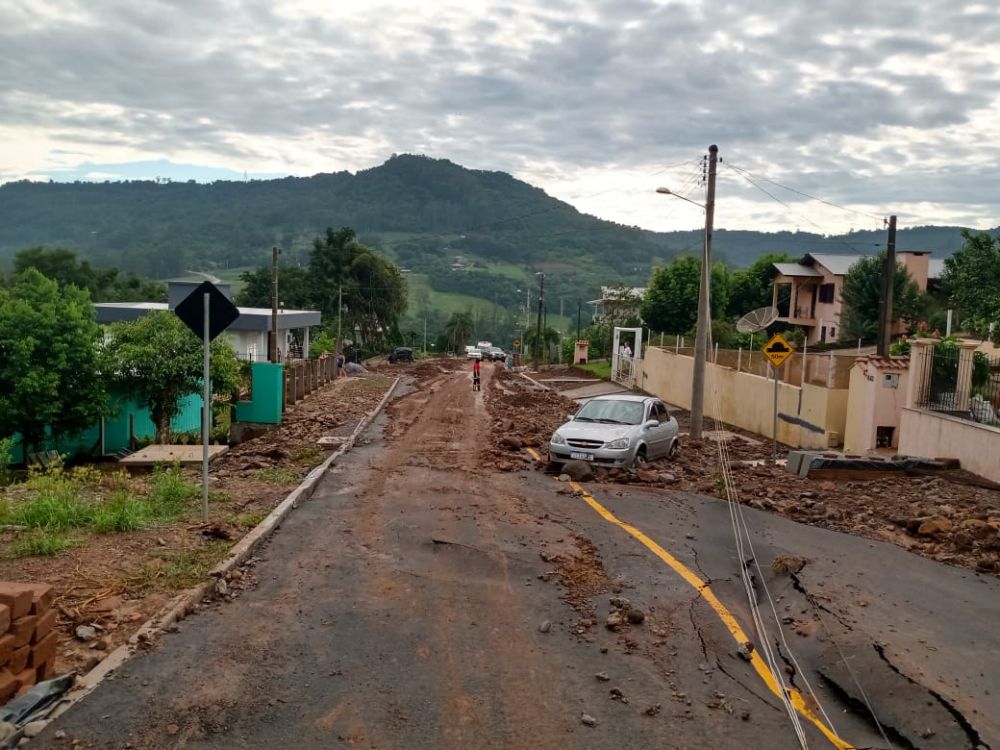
xmin=622 ymin=341 xmax=633 ymax=376
xmin=336 ymin=350 xmax=346 ymax=378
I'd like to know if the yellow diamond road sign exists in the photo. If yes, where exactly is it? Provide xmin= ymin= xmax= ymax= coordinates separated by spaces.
xmin=513 ymin=339 xmax=522 ymax=349
xmin=762 ymin=333 xmax=794 ymax=368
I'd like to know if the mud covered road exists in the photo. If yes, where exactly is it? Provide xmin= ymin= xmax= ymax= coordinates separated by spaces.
xmin=34 ymin=364 xmax=999 ymax=749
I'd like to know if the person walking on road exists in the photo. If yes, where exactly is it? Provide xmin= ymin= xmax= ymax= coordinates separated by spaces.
xmin=472 ymin=358 xmax=481 ymax=391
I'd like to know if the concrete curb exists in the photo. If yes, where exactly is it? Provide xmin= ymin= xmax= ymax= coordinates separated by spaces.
xmin=42 ymin=375 xmax=402 ymax=726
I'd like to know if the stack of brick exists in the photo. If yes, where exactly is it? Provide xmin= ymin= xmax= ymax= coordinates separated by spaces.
xmin=0 ymin=583 xmax=57 ymax=703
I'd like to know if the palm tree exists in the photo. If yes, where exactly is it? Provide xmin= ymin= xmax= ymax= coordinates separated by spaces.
xmin=444 ymin=312 xmax=474 ymax=352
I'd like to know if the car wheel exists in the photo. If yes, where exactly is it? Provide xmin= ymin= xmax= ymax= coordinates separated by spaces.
xmin=633 ymin=447 xmax=647 ymax=467
xmin=667 ymin=439 xmax=680 ymax=459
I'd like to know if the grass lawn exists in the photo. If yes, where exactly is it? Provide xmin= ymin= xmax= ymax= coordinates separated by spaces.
xmin=577 ymin=361 xmax=612 ymax=380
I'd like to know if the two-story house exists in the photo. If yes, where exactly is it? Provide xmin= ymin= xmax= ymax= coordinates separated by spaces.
xmin=771 ymin=251 xmax=942 ymax=344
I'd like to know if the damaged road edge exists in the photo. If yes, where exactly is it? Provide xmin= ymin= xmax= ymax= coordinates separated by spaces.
xmin=32 ymin=376 xmax=402 ymax=735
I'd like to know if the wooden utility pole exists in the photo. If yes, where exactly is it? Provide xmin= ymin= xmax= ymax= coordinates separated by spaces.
xmin=690 ymin=145 xmax=718 ymax=440
xmin=877 ymin=215 xmax=897 ymax=357
xmin=535 ymin=273 xmax=545 ymax=363
xmin=269 ymin=246 xmax=280 ymax=362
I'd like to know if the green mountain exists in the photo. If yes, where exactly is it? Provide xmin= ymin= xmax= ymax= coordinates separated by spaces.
xmin=1 ymin=154 xmax=992 ymax=306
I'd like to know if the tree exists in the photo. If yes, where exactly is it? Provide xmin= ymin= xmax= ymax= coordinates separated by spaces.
xmin=726 ymin=253 xmax=792 ymax=318
xmin=0 ymin=269 xmax=107 ymax=454
xmin=641 ymin=257 xmax=729 ymax=335
xmin=525 ymin=326 xmax=560 ymax=364
xmin=444 ymin=312 xmax=474 ymax=351
xmin=235 ymin=265 xmax=312 ymax=309
xmin=840 ymin=253 xmax=924 ymax=342
xmin=13 ymin=246 xmax=166 ymax=302
xmin=102 ymin=311 xmax=241 ymax=443
xmin=942 ymin=230 xmax=1000 ymax=332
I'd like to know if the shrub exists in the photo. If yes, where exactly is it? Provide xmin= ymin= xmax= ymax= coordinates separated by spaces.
xmin=92 ymin=490 xmax=154 ymax=533
xmin=147 ymin=466 xmax=199 ymax=518
xmin=12 ymin=530 xmax=77 ymax=557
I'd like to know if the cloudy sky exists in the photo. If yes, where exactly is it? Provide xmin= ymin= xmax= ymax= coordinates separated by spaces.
xmin=2 ymin=0 xmax=998 ymax=234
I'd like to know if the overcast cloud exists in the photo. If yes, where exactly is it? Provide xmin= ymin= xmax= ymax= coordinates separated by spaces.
xmin=1 ymin=0 xmax=998 ymax=233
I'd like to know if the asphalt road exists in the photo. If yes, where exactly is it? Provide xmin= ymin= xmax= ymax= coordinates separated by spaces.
xmin=34 ymin=366 xmax=999 ymax=749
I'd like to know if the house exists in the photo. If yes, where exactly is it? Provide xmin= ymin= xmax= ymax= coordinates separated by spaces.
xmin=589 ymin=286 xmax=646 ymax=323
xmin=770 ymin=252 xmax=942 ymax=344
xmin=95 ymin=280 xmax=322 ymax=360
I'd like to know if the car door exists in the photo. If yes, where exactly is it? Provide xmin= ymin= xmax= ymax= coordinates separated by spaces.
xmin=648 ymin=401 xmax=670 ymax=458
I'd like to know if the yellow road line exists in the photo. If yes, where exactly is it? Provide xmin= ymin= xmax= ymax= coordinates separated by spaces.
xmin=565 ymin=480 xmax=855 ymax=750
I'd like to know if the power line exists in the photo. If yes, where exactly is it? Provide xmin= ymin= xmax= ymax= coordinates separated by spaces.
xmin=723 ymin=163 xmax=882 ymax=256
xmin=725 ymin=161 xmax=884 ymax=223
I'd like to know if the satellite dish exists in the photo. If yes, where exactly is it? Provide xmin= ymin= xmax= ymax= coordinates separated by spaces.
xmin=737 ymin=306 xmax=779 ymax=334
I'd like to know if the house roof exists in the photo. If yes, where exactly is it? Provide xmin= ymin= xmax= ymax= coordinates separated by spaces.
xmin=94 ymin=302 xmax=321 ymax=331
xmin=772 ymin=263 xmax=822 ymax=278
xmin=804 ymin=253 xmax=864 ymax=276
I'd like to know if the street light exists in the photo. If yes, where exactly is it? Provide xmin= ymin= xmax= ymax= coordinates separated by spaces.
xmin=655 ymin=144 xmax=718 ymax=441
xmin=656 ymin=187 xmax=705 ymax=209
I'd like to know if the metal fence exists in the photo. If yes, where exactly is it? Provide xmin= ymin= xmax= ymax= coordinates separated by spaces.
xmin=914 ymin=346 xmax=1000 ymax=426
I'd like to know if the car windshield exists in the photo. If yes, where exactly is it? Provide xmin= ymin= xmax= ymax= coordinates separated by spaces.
xmin=573 ymin=399 xmax=645 ymax=425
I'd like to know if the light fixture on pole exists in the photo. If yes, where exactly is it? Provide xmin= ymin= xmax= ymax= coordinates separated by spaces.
xmin=656 ymin=144 xmax=718 ymax=440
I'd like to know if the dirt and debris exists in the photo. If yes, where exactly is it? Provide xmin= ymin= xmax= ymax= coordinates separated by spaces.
xmin=484 ymin=367 xmax=1000 ymax=576
xmin=0 ymin=373 xmax=395 ymax=680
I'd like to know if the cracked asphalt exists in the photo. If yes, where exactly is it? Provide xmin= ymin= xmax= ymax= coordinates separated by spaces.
xmin=32 ymin=365 xmax=1000 ymax=749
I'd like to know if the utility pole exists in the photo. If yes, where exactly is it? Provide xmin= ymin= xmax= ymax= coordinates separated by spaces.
xmin=535 ymin=273 xmax=545 ymax=364
xmin=269 ymin=246 xmax=280 ymax=362
xmin=423 ymin=317 xmax=427 ymax=354
xmin=336 ymin=284 xmax=343 ymax=354
xmin=877 ymin=215 xmax=897 ymax=357
xmin=577 ymin=299 xmax=582 ymax=340
xmin=690 ymin=145 xmax=718 ymax=440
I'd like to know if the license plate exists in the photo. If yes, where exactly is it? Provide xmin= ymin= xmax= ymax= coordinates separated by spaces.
xmin=570 ymin=451 xmax=594 ymax=461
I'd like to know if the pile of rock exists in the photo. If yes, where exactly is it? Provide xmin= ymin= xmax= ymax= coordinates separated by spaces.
xmin=0 ymin=583 xmax=57 ymax=703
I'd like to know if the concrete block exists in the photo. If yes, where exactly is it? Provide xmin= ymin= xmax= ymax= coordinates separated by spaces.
xmin=8 ymin=645 xmax=29 ymax=674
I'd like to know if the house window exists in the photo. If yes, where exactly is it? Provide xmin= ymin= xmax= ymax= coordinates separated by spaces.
xmin=818 ymin=283 xmax=835 ymax=304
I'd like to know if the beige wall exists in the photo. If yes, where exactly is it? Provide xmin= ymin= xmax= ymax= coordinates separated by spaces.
xmin=636 ymin=347 xmax=848 ymax=450
xmin=843 ymin=361 xmax=909 ymax=453
xmin=898 ymin=251 xmax=930 ymax=292
xmin=899 ymin=408 xmax=1000 ymax=484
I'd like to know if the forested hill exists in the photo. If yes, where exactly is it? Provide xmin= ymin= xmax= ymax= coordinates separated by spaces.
xmin=0 ymin=153 xmax=989 ymax=285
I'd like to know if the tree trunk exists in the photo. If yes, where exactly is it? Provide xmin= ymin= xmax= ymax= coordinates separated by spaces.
xmin=152 ymin=403 xmax=170 ymax=444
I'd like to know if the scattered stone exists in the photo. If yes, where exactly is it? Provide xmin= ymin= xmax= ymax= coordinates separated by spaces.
xmin=644 ymin=704 xmax=662 ymax=717
xmin=0 ymin=724 xmax=15 ymax=742
xmin=605 ymin=612 xmax=624 ymax=631
xmin=75 ymin=625 xmax=97 ymax=641
xmin=558 ymin=474 xmax=571 ymax=482
xmin=500 ymin=436 xmax=524 ymax=451
xmin=215 ymin=578 xmax=229 ymax=597
xmin=562 ymin=460 xmax=595 ymax=482
xmin=741 ymin=710 xmax=751 ymax=721
xmin=917 ymin=517 xmax=953 ymax=536
xmin=580 ymin=713 xmax=597 ymax=727
xmin=737 ymin=642 xmax=754 ymax=661
xmin=608 ymin=597 xmax=631 ymax=610
xmin=595 ymin=671 xmax=610 ymax=682
xmin=771 ymin=554 xmax=807 ymax=574
xmin=626 ymin=608 xmax=645 ymax=625
xmin=976 ymin=557 xmax=996 ymax=572
xmin=54 ymin=730 xmax=67 ymax=740
xmin=166 ymin=724 xmax=179 ymax=736
xmin=23 ymin=722 xmax=46 ymax=738
xmin=538 ymin=620 xmax=552 ymax=634
xmin=609 ymin=687 xmax=629 ymax=704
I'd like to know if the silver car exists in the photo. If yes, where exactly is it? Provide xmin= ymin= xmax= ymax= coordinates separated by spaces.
xmin=548 ymin=395 xmax=680 ymax=469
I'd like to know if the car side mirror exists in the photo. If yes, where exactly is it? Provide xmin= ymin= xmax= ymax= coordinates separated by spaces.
xmin=567 ymin=414 xmax=575 ymax=421
xmin=644 ymin=419 xmax=658 ymax=429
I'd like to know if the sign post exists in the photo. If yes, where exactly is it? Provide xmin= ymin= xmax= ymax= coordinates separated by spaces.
xmin=174 ymin=282 xmax=240 ymax=521
xmin=761 ymin=333 xmax=794 ymax=463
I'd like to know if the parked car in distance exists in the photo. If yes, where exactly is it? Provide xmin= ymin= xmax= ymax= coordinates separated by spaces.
xmin=466 ymin=348 xmax=483 ymax=360
xmin=388 ymin=347 xmax=414 ymax=364
xmin=489 ymin=347 xmax=506 ymax=361
xmin=548 ymin=395 xmax=679 ymax=469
